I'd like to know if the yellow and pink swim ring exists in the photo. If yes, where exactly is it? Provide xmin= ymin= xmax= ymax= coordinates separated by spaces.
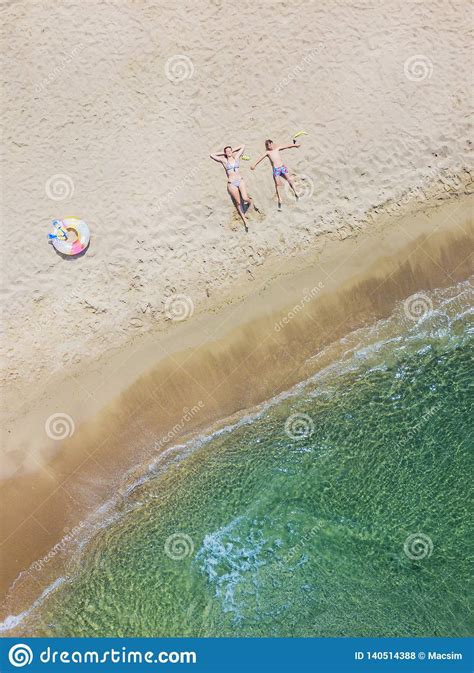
xmin=49 ymin=217 xmax=90 ymax=256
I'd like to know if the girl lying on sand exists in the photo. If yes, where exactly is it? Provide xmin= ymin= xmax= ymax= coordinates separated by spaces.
xmin=251 ymin=139 xmax=300 ymax=210
xmin=210 ymin=143 xmax=257 ymax=231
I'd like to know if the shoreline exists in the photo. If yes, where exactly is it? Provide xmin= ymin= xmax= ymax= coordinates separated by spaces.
xmin=1 ymin=191 xmax=473 ymax=624
xmin=2 ymin=179 xmax=473 ymax=451
xmin=4 ymin=274 xmax=473 ymax=636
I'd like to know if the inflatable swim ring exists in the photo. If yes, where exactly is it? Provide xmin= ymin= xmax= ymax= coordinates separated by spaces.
xmin=49 ymin=217 xmax=90 ymax=256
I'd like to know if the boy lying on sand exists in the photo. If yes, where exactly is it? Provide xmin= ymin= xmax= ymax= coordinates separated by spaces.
xmin=251 ymin=139 xmax=301 ymax=209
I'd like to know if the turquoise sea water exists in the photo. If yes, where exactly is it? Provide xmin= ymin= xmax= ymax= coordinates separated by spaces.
xmin=8 ymin=280 xmax=474 ymax=637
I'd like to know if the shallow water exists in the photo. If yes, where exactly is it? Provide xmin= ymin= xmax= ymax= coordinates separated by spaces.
xmin=12 ymin=280 xmax=474 ymax=637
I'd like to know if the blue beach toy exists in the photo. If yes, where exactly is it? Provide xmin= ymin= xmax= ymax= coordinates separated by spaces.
xmin=48 ymin=219 xmax=68 ymax=241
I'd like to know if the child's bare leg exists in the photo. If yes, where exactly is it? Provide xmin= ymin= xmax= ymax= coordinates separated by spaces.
xmin=273 ymin=177 xmax=282 ymax=209
xmin=284 ymin=173 xmax=299 ymax=199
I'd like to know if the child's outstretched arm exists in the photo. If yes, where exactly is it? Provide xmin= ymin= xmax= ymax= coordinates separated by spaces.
xmin=278 ymin=143 xmax=301 ymax=151
xmin=250 ymin=153 xmax=267 ymax=170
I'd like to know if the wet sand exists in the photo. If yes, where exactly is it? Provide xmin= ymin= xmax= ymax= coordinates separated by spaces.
xmin=1 ymin=193 xmax=473 ymax=625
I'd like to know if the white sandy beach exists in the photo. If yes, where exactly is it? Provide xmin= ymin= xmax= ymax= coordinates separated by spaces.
xmin=0 ymin=0 xmax=473 ymax=623
xmin=2 ymin=0 xmax=472 ymax=397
